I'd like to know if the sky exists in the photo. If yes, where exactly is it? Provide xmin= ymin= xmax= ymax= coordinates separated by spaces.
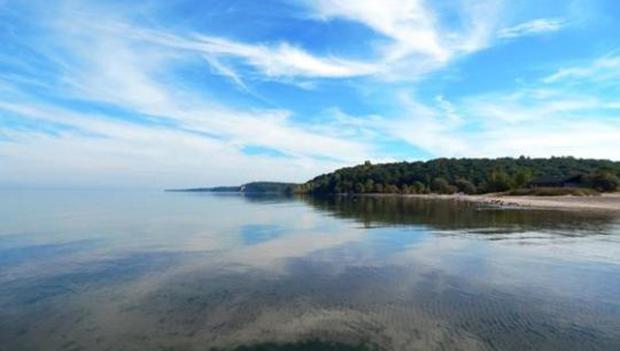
xmin=1 ymin=0 xmax=619 ymax=188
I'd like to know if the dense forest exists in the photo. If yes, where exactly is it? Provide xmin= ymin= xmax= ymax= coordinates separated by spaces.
xmin=297 ymin=157 xmax=620 ymax=195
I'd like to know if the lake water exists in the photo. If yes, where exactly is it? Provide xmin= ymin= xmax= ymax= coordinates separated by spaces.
xmin=1 ymin=190 xmax=619 ymax=351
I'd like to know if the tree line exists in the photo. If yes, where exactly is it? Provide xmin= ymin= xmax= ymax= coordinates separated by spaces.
xmin=296 ymin=157 xmax=620 ymax=195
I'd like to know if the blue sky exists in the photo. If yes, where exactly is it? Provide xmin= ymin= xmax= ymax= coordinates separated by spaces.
xmin=1 ymin=0 xmax=619 ymax=188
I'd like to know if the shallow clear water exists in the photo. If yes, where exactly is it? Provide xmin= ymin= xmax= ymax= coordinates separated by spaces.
xmin=1 ymin=190 xmax=619 ymax=351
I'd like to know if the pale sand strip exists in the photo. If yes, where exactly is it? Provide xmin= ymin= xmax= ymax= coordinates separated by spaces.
xmin=402 ymin=193 xmax=620 ymax=212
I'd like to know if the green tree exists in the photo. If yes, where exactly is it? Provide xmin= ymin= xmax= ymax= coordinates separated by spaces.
xmin=373 ymin=183 xmax=384 ymax=193
xmin=412 ymin=181 xmax=426 ymax=194
xmin=386 ymin=184 xmax=400 ymax=193
xmin=354 ymin=182 xmax=365 ymax=193
xmin=513 ymin=169 xmax=533 ymax=189
xmin=364 ymin=179 xmax=375 ymax=193
xmin=486 ymin=170 xmax=512 ymax=192
xmin=585 ymin=171 xmax=620 ymax=192
xmin=432 ymin=178 xmax=457 ymax=194
xmin=401 ymin=184 xmax=412 ymax=194
xmin=455 ymin=178 xmax=477 ymax=194
xmin=300 ymin=157 xmax=620 ymax=195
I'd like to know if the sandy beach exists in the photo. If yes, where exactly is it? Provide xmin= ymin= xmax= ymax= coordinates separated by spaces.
xmin=410 ymin=193 xmax=620 ymax=213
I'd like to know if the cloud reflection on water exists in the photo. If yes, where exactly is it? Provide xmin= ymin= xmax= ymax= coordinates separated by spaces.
xmin=0 ymin=191 xmax=619 ymax=350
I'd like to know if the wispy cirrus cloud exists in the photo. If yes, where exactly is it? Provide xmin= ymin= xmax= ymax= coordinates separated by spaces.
xmin=1 ymin=0 xmax=618 ymax=189
xmin=0 ymin=2 xmax=381 ymax=187
xmin=54 ymin=17 xmax=378 ymax=88
xmin=497 ymin=18 xmax=566 ymax=39
xmin=305 ymin=0 xmax=503 ymax=79
xmin=325 ymin=73 xmax=620 ymax=160
xmin=0 ymin=99 xmax=370 ymax=188
xmin=543 ymin=53 xmax=620 ymax=83
xmin=57 ymin=0 xmax=502 ymax=84
xmin=195 ymin=36 xmax=378 ymax=78
xmin=310 ymin=0 xmax=452 ymax=61
xmin=70 ymin=0 xmax=501 ymax=83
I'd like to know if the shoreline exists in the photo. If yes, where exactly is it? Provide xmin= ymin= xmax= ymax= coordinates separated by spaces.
xmin=397 ymin=193 xmax=620 ymax=213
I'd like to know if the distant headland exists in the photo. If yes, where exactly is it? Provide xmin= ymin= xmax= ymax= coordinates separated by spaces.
xmin=169 ymin=157 xmax=620 ymax=197
xmin=165 ymin=181 xmax=298 ymax=194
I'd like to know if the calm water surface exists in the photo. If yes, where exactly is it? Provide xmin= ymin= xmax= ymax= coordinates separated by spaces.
xmin=1 ymin=190 xmax=619 ymax=351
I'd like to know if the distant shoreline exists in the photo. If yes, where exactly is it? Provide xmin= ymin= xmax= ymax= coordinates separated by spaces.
xmin=362 ymin=193 xmax=620 ymax=213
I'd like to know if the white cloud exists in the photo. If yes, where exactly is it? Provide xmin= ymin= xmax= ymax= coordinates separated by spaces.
xmin=1 ymin=0 xmax=616 ymax=190
xmin=385 ymin=92 xmax=469 ymax=156
xmin=497 ymin=18 xmax=566 ymax=39
xmin=306 ymin=0 xmax=503 ymax=79
xmin=202 ymin=54 xmax=249 ymax=91
xmin=311 ymin=0 xmax=450 ymax=61
xmin=73 ymin=20 xmax=378 ymax=80
xmin=0 ymin=4 xmax=383 ymax=188
xmin=46 ymin=15 xmax=375 ymax=163
xmin=341 ymin=84 xmax=620 ymax=160
xmin=66 ymin=0 xmax=503 ymax=83
xmin=195 ymin=36 xmax=378 ymax=78
xmin=0 ymin=101 xmax=366 ymax=188
xmin=543 ymin=54 xmax=620 ymax=83
xmin=475 ymin=121 xmax=620 ymax=160
xmin=314 ymin=93 xmax=469 ymax=157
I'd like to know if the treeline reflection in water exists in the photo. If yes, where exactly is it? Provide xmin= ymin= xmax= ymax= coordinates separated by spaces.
xmin=0 ymin=191 xmax=619 ymax=351
xmin=301 ymin=194 xmax=619 ymax=235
